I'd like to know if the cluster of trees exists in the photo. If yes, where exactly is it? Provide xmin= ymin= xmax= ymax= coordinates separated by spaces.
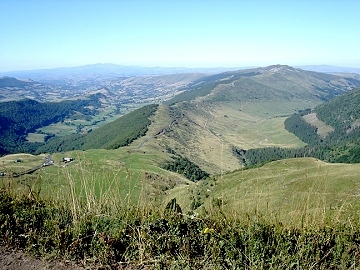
xmin=0 ymin=95 xmax=101 ymax=129
xmin=232 ymin=146 xmax=246 ymax=164
xmin=161 ymin=155 xmax=209 ymax=182
xmin=243 ymin=139 xmax=360 ymax=166
xmin=243 ymin=146 xmax=329 ymax=167
xmin=284 ymin=113 xmax=322 ymax=145
xmin=315 ymin=87 xmax=360 ymax=129
xmin=0 ymin=101 xmax=158 ymax=155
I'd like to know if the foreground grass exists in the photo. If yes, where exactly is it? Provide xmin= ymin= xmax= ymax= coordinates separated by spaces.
xmin=1 ymin=187 xmax=360 ymax=269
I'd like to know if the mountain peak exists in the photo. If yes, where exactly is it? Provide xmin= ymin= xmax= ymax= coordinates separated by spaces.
xmin=260 ymin=65 xmax=297 ymax=74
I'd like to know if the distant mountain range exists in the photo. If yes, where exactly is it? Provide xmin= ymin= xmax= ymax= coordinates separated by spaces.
xmin=1 ymin=63 xmax=359 ymax=81
xmin=297 ymin=65 xmax=360 ymax=75
xmin=0 ymin=64 xmax=241 ymax=81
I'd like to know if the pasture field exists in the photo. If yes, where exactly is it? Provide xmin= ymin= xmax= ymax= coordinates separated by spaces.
xmin=25 ymin=133 xmax=47 ymax=143
xmin=303 ymin=112 xmax=335 ymax=137
xmin=205 ymin=101 xmax=309 ymax=149
xmin=0 ymin=148 xmax=189 ymax=209
xmin=38 ymin=122 xmax=77 ymax=136
xmin=0 ymin=153 xmax=47 ymax=172
xmin=35 ymin=104 xmax=143 ymax=139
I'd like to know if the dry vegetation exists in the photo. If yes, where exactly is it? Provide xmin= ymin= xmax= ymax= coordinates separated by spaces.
xmin=303 ymin=112 xmax=335 ymax=137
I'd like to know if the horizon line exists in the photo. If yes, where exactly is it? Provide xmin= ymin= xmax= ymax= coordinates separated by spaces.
xmin=1 ymin=63 xmax=360 ymax=73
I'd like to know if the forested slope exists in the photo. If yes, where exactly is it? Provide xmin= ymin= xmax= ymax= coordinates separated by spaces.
xmin=36 ymin=104 xmax=158 ymax=153
xmin=241 ymin=87 xmax=360 ymax=165
xmin=0 ymin=96 xmax=102 ymax=154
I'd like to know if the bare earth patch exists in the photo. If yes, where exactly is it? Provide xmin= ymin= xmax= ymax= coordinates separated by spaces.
xmin=302 ymin=113 xmax=334 ymax=137
xmin=0 ymin=246 xmax=83 ymax=270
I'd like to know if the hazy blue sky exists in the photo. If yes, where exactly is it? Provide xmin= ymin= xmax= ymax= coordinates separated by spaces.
xmin=0 ymin=0 xmax=359 ymax=71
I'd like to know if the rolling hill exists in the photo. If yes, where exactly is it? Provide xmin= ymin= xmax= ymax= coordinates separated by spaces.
xmin=0 ymin=76 xmax=37 ymax=88
xmin=165 ymin=65 xmax=359 ymax=104
xmin=141 ymin=65 xmax=360 ymax=173
xmin=0 ymin=96 xmax=103 ymax=154
xmin=289 ymin=86 xmax=360 ymax=162
xmin=2 ymin=65 xmax=360 ymax=174
xmin=165 ymin=157 xmax=360 ymax=226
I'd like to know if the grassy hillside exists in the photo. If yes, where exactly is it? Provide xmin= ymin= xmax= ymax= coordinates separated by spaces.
xmin=239 ymin=87 xmax=360 ymax=166
xmin=146 ymin=99 xmax=309 ymax=174
xmin=8 ymin=143 xmax=360 ymax=226
xmin=0 ymin=147 xmax=189 ymax=207
xmin=167 ymin=158 xmax=360 ymax=226
xmin=0 ymin=152 xmax=360 ymax=226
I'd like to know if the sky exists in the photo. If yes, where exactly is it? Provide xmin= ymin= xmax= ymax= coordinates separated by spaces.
xmin=0 ymin=0 xmax=359 ymax=71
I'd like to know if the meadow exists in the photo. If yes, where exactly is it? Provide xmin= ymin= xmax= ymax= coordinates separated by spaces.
xmin=0 ymin=147 xmax=188 ymax=208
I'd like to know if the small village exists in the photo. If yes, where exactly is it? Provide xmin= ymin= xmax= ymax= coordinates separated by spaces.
xmin=0 ymin=156 xmax=75 ymax=178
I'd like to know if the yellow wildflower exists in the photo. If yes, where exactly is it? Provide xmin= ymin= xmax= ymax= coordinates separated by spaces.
xmin=203 ymin=227 xmax=215 ymax=234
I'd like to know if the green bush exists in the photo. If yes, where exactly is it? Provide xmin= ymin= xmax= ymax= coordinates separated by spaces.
xmin=161 ymin=155 xmax=209 ymax=182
